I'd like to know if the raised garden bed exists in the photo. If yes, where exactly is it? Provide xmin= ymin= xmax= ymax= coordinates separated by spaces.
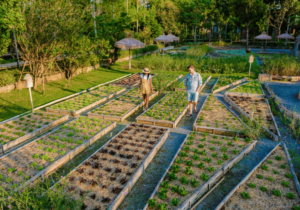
xmin=87 ymin=89 xmax=159 ymax=122
xmin=0 ymin=116 xmax=116 ymax=189
xmin=229 ymin=80 xmax=264 ymax=95
xmin=152 ymin=74 xmax=183 ymax=91
xmin=55 ymin=123 xmax=169 ymax=210
xmin=136 ymin=91 xmax=189 ymax=128
xmin=0 ymin=112 xmax=68 ymax=152
xmin=212 ymin=76 xmax=248 ymax=93
xmin=109 ymin=73 xmax=141 ymax=88
xmin=224 ymin=93 xmax=281 ymax=141
xmin=215 ymin=143 xmax=300 ymax=210
xmin=46 ymin=86 xmax=126 ymax=116
xmin=259 ymin=73 xmax=300 ymax=82
xmin=144 ymin=131 xmax=257 ymax=210
xmin=175 ymin=75 xmax=211 ymax=92
xmin=193 ymin=95 xmax=246 ymax=137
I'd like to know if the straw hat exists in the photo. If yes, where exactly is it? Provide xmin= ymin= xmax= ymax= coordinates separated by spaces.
xmin=142 ymin=68 xmax=151 ymax=73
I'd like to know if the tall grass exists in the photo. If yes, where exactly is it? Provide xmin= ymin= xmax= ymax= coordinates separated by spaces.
xmin=263 ymin=55 xmax=300 ymax=76
xmin=0 ymin=175 xmax=83 ymax=209
xmin=135 ymin=54 xmax=257 ymax=74
xmin=185 ymin=45 xmax=209 ymax=57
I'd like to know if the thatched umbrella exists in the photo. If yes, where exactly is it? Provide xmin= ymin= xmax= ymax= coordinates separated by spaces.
xmin=255 ymin=32 xmax=272 ymax=48
xmin=277 ymin=32 xmax=294 ymax=40
xmin=255 ymin=32 xmax=272 ymax=40
xmin=115 ymin=37 xmax=145 ymax=69
xmin=154 ymin=32 xmax=173 ymax=44
xmin=166 ymin=32 xmax=180 ymax=42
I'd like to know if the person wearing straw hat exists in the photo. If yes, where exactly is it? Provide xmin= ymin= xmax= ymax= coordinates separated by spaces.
xmin=138 ymin=68 xmax=153 ymax=111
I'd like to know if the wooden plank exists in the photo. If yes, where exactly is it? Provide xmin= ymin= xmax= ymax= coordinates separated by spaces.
xmin=283 ymin=143 xmax=300 ymax=196
xmin=215 ymin=143 xmax=281 ymax=210
xmin=213 ymin=78 xmax=248 ymax=94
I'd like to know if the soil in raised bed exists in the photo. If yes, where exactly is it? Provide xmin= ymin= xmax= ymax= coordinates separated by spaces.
xmin=213 ymin=76 xmax=245 ymax=91
xmin=0 ymin=112 xmax=64 ymax=146
xmin=222 ymin=146 xmax=300 ymax=209
xmin=228 ymin=95 xmax=278 ymax=135
xmin=89 ymin=89 xmax=156 ymax=117
xmin=147 ymin=131 xmax=253 ymax=209
xmin=139 ymin=91 xmax=188 ymax=123
xmin=48 ymin=86 xmax=124 ymax=111
xmin=0 ymin=116 xmax=114 ymax=188
xmin=196 ymin=95 xmax=245 ymax=131
xmin=229 ymin=80 xmax=263 ymax=95
xmin=111 ymin=74 xmax=141 ymax=87
xmin=61 ymin=123 xmax=168 ymax=210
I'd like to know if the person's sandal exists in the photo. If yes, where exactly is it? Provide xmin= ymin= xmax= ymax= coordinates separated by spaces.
xmin=194 ymin=109 xmax=197 ymax=113
xmin=186 ymin=113 xmax=192 ymax=117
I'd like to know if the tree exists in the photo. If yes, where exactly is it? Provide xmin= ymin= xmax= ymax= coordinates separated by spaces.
xmin=230 ymin=0 xmax=268 ymax=48
xmin=269 ymin=0 xmax=298 ymax=34
xmin=0 ymin=0 xmax=24 ymax=55
xmin=17 ymin=0 xmax=92 ymax=92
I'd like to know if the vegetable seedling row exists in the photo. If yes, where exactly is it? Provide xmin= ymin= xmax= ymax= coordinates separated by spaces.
xmin=193 ymin=94 xmax=246 ymax=137
xmin=46 ymin=86 xmax=126 ymax=116
xmin=136 ymin=91 xmax=189 ymax=128
xmin=144 ymin=131 xmax=257 ymax=210
xmin=224 ymin=92 xmax=281 ymax=141
xmin=87 ymin=89 xmax=159 ymax=122
xmin=109 ymin=73 xmax=141 ymax=88
xmin=215 ymin=143 xmax=300 ymax=210
xmin=0 ymin=112 xmax=68 ymax=152
xmin=229 ymin=80 xmax=264 ymax=95
xmin=54 ymin=123 xmax=169 ymax=210
xmin=212 ymin=76 xmax=248 ymax=94
xmin=0 ymin=116 xmax=116 ymax=190
xmin=175 ymin=76 xmax=211 ymax=92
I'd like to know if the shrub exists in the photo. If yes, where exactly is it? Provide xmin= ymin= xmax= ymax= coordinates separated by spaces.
xmin=0 ymin=69 xmax=20 ymax=87
xmin=263 ymin=55 xmax=300 ymax=76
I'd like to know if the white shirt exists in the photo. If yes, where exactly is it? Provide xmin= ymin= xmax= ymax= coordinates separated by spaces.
xmin=140 ymin=74 xmax=151 ymax=83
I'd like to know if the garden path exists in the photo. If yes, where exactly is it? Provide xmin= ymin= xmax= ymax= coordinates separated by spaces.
xmin=266 ymin=81 xmax=300 ymax=113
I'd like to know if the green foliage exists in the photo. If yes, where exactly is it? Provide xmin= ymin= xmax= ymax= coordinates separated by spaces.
xmin=272 ymin=189 xmax=281 ymax=197
xmin=167 ymin=172 xmax=178 ymax=181
xmin=170 ymin=198 xmax=180 ymax=206
xmin=260 ymin=185 xmax=267 ymax=192
xmin=179 ymin=175 xmax=189 ymax=185
xmin=190 ymin=178 xmax=199 ymax=187
xmin=241 ymin=191 xmax=250 ymax=199
xmin=200 ymin=173 xmax=209 ymax=181
xmin=148 ymin=199 xmax=156 ymax=208
xmin=161 ymin=181 xmax=170 ymax=189
xmin=263 ymin=55 xmax=300 ymax=76
xmin=287 ymin=192 xmax=296 ymax=199
xmin=158 ymin=188 xmax=168 ymax=200
xmin=248 ymin=183 xmax=256 ymax=188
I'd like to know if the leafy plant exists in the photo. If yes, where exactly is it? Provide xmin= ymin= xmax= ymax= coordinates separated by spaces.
xmin=286 ymin=192 xmax=296 ymax=199
xmin=221 ymin=146 xmax=227 ymax=152
xmin=206 ymin=166 xmax=215 ymax=172
xmin=184 ymin=167 xmax=194 ymax=175
xmin=185 ymin=160 xmax=193 ymax=166
xmin=204 ymin=157 xmax=212 ymax=163
xmin=171 ymin=164 xmax=180 ymax=173
xmin=248 ymin=183 xmax=256 ymax=188
xmin=212 ymin=153 xmax=218 ymax=158
xmin=282 ymin=180 xmax=290 ymax=187
xmin=193 ymin=154 xmax=200 ymax=160
xmin=217 ymin=160 xmax=223 ymax=165
xmin=260 ymin=185 xmax=267 ymax=192
xmin=200 ymin=173 xmax=209 ymax=181
xmin=147 ymin=199 xmax=156 ymax=208
xmin=222 ymin=153 xmax=229 ymax=160
xmin=156 ymin=203 xmax=167 ymax=210
xmin=190 ymin=178 xmax=199 ymax=187
xmin=179 ymin=151 xmax=188 ymax=158
xmin=170 ymin=198 xmax=180 ymax=206
xmin=167 ymin=172 xmax=178 ymax=181
xmin=161 ymin=181 xmax=170 ymax=189
xmin=179 ymin=175 xmax=189 ymax=185
xmin=197 ymin=162 xmax=205 ymax=169
xmin=275 ymin=156 xmax=282 ymax=161
xmin=285 ymin=173 xmax=292 ymax=178
xmin=267 ymin=176 xmax=274 ymax=182
xmin=257 ymin=174 xmax=263 ymax=179
xmin=241 ymin=191 xmax=250 ymax=199
xmin=261 ymin=165 xmax=268 ymax=170
xmin=33 ymin=153 xmax=40 ymax=159
xmin=272 ymin=189 xmax=281 ymax=196
xmin=158 ymin=188 xmax=168 ymax=200
xmin=175 ymin=158 xmax=184 ymax=164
